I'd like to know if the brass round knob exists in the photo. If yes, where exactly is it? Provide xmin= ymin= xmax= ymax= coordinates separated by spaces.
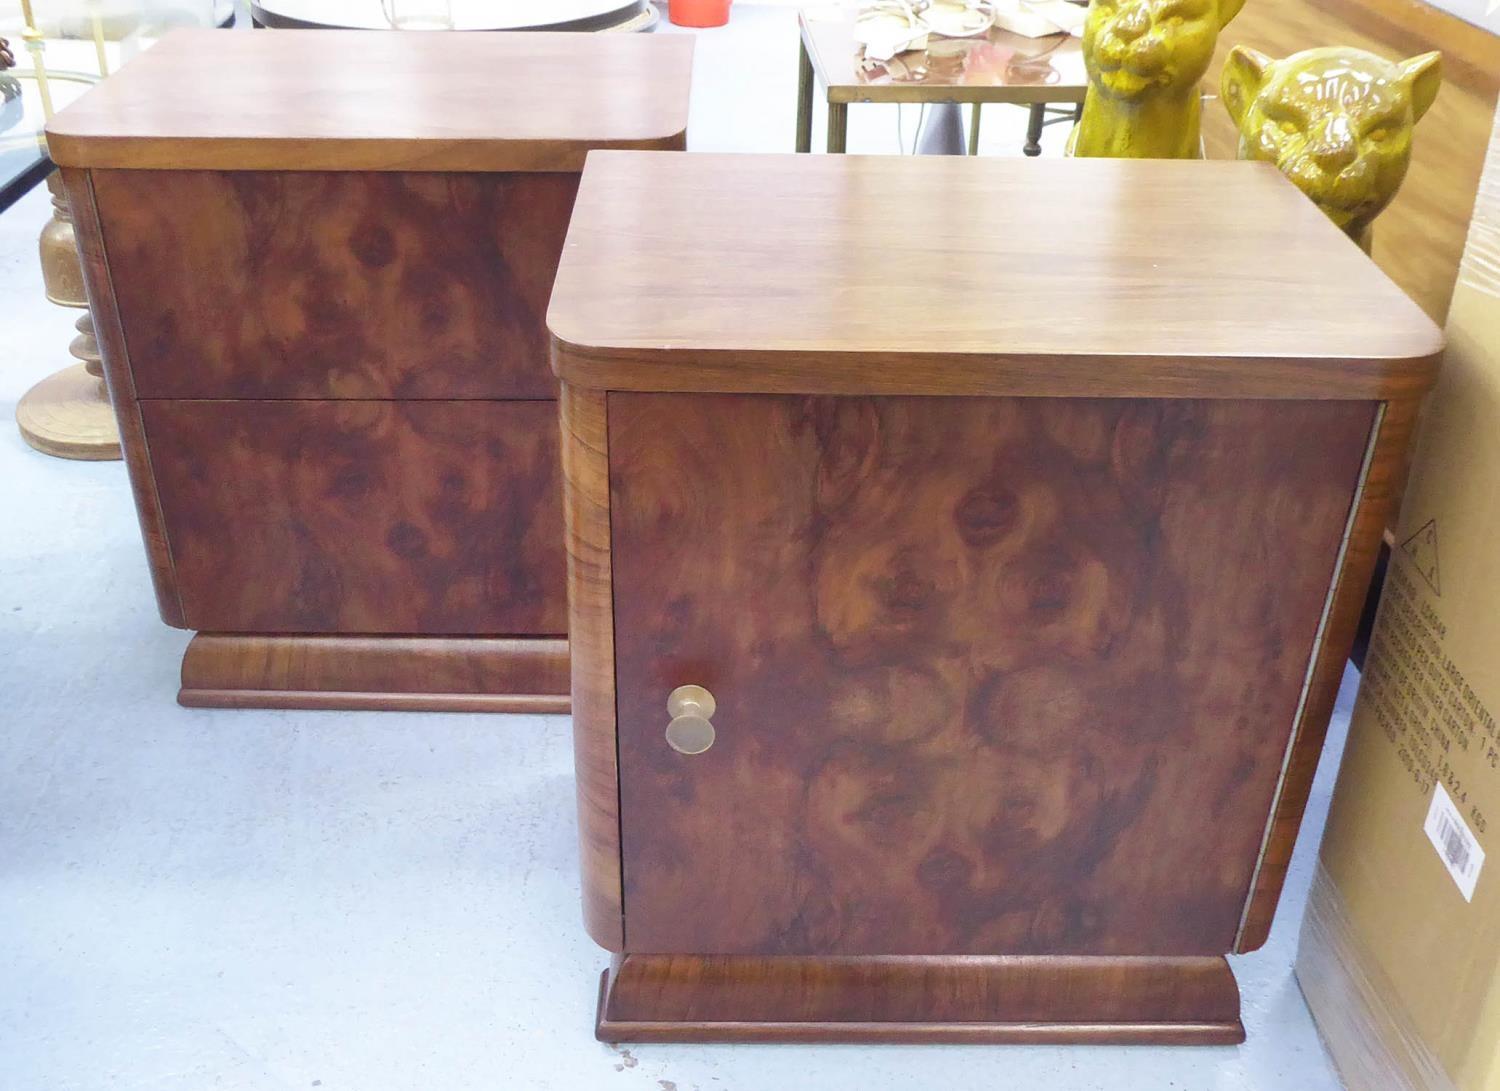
xmin=666 ymin=684 xmax=716 ymax=755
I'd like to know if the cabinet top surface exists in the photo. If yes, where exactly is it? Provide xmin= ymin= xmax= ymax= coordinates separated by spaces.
xmin=548 ymin=153 xmax=1444 ymax=399
xmin=45 ymin=29 xmax=694 ymax=172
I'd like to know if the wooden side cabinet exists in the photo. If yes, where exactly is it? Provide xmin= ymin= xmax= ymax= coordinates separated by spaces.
xmin=44 ymin=29 xmax=693 ymax=712
xmin=548 ymin=152 xmax=1444 ymax=1043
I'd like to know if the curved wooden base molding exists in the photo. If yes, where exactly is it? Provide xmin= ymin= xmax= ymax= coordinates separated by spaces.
xmin=179 ymin=633 xmax=570 ymax=713
xmin=595 ymin=954 xmax=1245 ymax=1045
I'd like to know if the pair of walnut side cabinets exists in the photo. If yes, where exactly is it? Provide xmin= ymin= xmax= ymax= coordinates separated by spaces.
xmin=548 ymin=152 xmax=1443 ymax=1043
xmin=50 ymin=31 xmax=1445 ymax=1047
xmin=45 ymin=28 xmax=695 ymax=712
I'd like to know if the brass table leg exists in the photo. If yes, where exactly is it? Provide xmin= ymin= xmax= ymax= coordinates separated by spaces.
xmin=795 ymin=37 xmax=813 ymax=153
xmin=826 ymin=101 xmax=847 ymax=153
xmin=1023 ymin=103 xmax=1046 ymax=157
xmin=16 ymin=173 xmax=122 ymax=461
xmin=968 ymin=103 xmax=981 ymax=155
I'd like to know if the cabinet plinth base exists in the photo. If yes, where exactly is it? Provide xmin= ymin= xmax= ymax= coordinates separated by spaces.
xmin=595 ymin=953 xmax=1245 ymax=1045
xmin=178 ymin=633 xmax=570 ymax=713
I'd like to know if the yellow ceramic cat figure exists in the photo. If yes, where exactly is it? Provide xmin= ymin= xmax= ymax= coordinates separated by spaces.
xmin=1072 ymin=0 xmax=1246 ymax=158
xmin=1222 ymin=46 xmax=1441 ymax=250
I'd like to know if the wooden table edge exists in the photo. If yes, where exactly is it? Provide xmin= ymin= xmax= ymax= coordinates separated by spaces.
xmin=549 ymin=342 xmax=1445 ymax=401
xmin=43 ymin=130 xmax=690 ymax=172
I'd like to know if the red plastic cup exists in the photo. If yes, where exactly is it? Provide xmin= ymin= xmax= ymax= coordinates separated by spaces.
xmin=668 ymin=0 xmax=730 ymax=27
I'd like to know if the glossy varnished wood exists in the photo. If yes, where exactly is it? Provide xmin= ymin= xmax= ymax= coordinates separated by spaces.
xmin=561 ymin=385 xmax=623 ymax=950
xmin=94 ymin=170 xmax=576 ymax=400
xmin=553 ymin=149 xmax=1441 ymax=1040
xmin=140 ymin=399 xmax=565 ymax=635
xmin=45 ymin=30 xmax=694 ymax=172
xmin=1234 ymin=396 xmax=1419 ymax=951
xmin=596 ymin=954 xmax=1244 ymax=1044
xmin=59 ymin=33 xmax=696 ymax=715
xmin=179 ymin=633 xmax=569 ymax=712
xmin=1201 ymin=0 xmax=1498 ymax=323
xmin=608 ymin=394 xmax=1374 ymax=956
xmin=62 ymin=167 xmax=184 ymax=627
xmin=548 ymin=154 xmax=1444 ymax=397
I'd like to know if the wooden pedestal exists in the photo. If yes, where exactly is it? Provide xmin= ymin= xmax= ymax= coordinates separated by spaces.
xmin=596 ymin=954 xmax=1245 ymax=1044
xmin=16 ymin=360 xmax=122 ymax=461
xmin=551 ymin=153 xmax=1444 ymax=1044
xmin=20 ymin=173 xmax=122 ymax=462
xmin=178 ymin=633 xmax=569 ymax=713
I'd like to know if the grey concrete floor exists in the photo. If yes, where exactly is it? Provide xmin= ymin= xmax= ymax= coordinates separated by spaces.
xmin=2 ymin=6 xmax=1351 ymax=1088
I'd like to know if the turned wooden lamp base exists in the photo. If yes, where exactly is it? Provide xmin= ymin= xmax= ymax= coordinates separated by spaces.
xmin=178 ymin=633 xmax=570 ymax=713
xmin=595 ymin=954 xmax=1246 ymax=1045
xmin=16 ymin=361 xmax=122 ymax=461
xmin=25 ymin=171 xmax=123 ymax=463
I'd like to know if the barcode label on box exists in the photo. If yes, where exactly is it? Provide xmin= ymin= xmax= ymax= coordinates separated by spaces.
xmin=1424 ymin=783 xmax=1485 ymax=902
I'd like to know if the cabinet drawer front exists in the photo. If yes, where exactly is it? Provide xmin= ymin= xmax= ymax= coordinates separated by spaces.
xmin=608 ymin=393 xmax=1374 ymax=957
xmin=95 ymin=170 xmax=577 ymax=400
xmin=142 ymin=399 xmax=565 ymax=635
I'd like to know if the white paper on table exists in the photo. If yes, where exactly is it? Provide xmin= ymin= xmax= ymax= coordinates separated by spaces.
xmin=854 ymin=12 xmax=930 ymax=60
xmin=992 ymin=0 xmax=1086 ymax=37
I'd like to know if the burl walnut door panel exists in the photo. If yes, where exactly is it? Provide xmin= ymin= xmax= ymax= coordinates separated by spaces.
xmin=608 ymin=394 xmax=1375 ymax=956
xmin=141 ymin=399 xmax=565 ymax=635
xmin=93 ymin=169 xmax=577 ymax=400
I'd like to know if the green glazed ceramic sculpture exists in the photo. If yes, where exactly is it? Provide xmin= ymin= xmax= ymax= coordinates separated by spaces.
xmin=1071 ymin=0 xmax=1246 ymax=158
xmin=1222 ymin=45 xmax=1442 ymax=251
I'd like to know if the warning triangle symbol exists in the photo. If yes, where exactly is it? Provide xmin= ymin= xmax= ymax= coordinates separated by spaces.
xmin=1401 ymin=518 xmax=1441 ymax=596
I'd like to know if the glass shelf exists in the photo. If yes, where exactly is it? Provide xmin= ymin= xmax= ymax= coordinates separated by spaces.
xmin=0 ymin=1 xmax=222 ymax=207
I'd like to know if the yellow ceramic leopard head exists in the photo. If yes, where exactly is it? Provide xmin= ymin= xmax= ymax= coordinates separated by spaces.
xmin=1086 ymin=0 xmax=1244 ymax=100
xmin=1222 ymin=46 xmax=1441 ymax=243
xmin=1073 ymin=0 xmax=1245 ymax=158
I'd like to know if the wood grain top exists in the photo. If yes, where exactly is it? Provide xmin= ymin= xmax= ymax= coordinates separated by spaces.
xmin=45 ymin=30 xmax=694 ymax=172
xmin=548 ymin=153 xmax=1444 ymax=398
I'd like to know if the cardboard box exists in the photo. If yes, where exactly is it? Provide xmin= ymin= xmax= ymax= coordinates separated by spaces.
xmin=1297 ymin=114 xmax=1500 ymax=1090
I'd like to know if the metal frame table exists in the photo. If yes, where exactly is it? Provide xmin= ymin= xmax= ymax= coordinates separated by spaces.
xmin=0 ymin=61 xmax=54 ymax=212
xmin=0 ymin=143 xmax=51 ymax=214
xmin=2 ymin=6 xmax=232 ymax=209
xmin=796 ymin=7 xmax=1087 ymax=155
